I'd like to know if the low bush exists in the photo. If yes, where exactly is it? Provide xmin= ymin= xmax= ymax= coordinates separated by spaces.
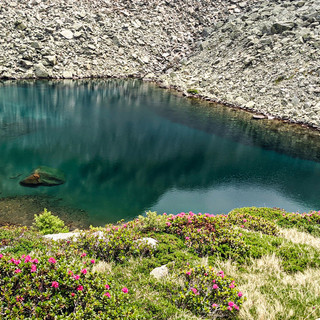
xmin=165 ymin=212 xmax=248 ymax=259
xmin=172 ymin=265 xmax=244 ymax=318
xmin=75 ymin=225 xmax=154 ymax=263
xmin=0 ymin=251 xmax=137 ymax=319
xmin=229 ymin=207 xmax=320 ymax=236
xmin=33 ymin=209 xmax=69 ymax=235
xmin=227 ymin=210 xmax=279 ymax=236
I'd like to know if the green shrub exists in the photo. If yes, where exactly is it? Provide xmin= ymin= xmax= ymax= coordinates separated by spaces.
xmin=137 ymin=211 xmax=166 ymax=232
xmin=75 ymin=225 xmax=154 ymax=263
xmin=187 ymin=88 xmax=199 ymax=95
xmin=33 ymin=209 xmax=69 ymax=235
xmin=228 ymin=209 xmax=279 ymax=236
xmin=171 ymin=265 xmax=244 ymax=317
xmin=229 ymin=207 xmax=320 ymax=236
xmin=0 ymin=251 xmax=137 ymax=319
xmin=165 ymin=212 xmax=248 ymax=259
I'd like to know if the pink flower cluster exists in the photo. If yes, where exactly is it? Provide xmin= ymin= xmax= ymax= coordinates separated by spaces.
xmin=227 ymin=301 xmax=239 ymax=311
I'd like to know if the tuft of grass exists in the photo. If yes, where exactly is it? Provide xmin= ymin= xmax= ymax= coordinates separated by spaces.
xmin=187 ymin=88 xmax=199 ymax=95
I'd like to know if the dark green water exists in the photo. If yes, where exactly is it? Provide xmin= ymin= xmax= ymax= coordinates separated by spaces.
xmin=1 ymin=79 xmax=320 ymax=226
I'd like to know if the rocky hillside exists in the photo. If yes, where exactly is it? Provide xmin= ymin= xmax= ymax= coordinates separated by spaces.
xmin=0 ymin=0 xmax=319 ymax=127
xmin=161 ymin=0 xmax=320 ymax=127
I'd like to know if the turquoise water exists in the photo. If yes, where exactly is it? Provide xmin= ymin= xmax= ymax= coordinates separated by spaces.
xmin=1 ymin=79 xmax=320 ymax=226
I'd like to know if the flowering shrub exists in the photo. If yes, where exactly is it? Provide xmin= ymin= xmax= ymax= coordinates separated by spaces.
xmin=75 ymin=225 xmax=154 ymax=263
xmin=137 ymin=210 xmax=167 ymax=232
xmin=0 ymin=252 xmax=137 ymax=319
xmin=172 ymin=265 xmax=244 ymax=317
xmin=229 ymin=207 xmax=320 ymax=236
xmin=164 ymin=212 xmax=248 ymax=258
xmin=227 ymin=210 xmax=279 ymax=236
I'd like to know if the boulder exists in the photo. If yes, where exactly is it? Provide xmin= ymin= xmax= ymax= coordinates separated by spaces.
xmin=34 ymin=63 xmax=49 ymax=78
xmin=20 ymin=166 xmax=66 ymax=187
xmin=135 ymin=237 xmax=158 ymax=248
xmin=150 ymin=265 xmax=169 ymax=279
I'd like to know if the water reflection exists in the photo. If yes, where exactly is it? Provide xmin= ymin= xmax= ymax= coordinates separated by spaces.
xmin=0 ymin=79 xmax=320 ymax=225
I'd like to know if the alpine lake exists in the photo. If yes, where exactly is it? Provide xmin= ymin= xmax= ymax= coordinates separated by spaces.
xmin=1 ymin=79 xmax=320 ymax=228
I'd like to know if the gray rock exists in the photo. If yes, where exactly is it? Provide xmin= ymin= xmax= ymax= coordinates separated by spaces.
xmin=43 ymin=56 xmax=56 ymax=66
xmin=20 ymin=60 xmax=33 ymax=69
xmin=150 ymin=265 xmax=169 ymax=279
xmin=34 ymin=63 xmax=49 ymax=78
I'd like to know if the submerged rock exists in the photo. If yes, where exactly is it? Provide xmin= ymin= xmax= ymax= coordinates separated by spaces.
xmin=20 ymin=166 xmax=66 ymax=187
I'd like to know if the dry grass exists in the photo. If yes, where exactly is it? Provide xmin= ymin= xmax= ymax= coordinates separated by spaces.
xmin=279 ymin=228 xmax=320 ymax=250
xmin=210 ymin=255 xmax=320 ymax=320
xmin=92 ymin=261 xmax=113 ymax=274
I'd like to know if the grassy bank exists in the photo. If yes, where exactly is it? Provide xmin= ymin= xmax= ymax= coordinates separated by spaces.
xmin=0 ymin=207 xmax=319 ymax=319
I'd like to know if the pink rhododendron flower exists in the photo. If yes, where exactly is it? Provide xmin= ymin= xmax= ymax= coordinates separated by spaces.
xmin=81 ymin=268 xmax=87 ymax=274
xmin=166 ymin=222 xmax=171 ymax=226
xmin=227 ymin=306 xmax=232 ymax=311
xmin=185 ymin=236 xmax=190 ymax=240
xmin=16 ymin=296 xmax=24 ymax=302
xmin=31 ymin=264 xmax=37 ymax=273
xmin=90 ymin=259 xmax=95 ymax=264
xmin=77 ymin=285 xmax=84 ymax=291
xmin=104 ymin=292 xmax=111 ymax=298
xmin=190 ymin=288 xmax=198 ymax=294
xmin=122 ymin=287 xmax=128 ymax=293
xmin=213 ymin=284 xmax=219 ymax=289
xmin=240 ymin=225 xmax=244 ymax=228
xmin=238 ymin=291 xmax=243 ymax=297
xmin=163 ymin=213 xmax=167 ymax=216
xmin=228 ymin=301 xmax=234 ymax=307
xmin=105 ymin=284 xmax=110 ymax=289
xmin=0 ymin=254 xmax=3 ymax=259
xmin=48 ymin=257 xmax=56 ymax=264
xmin=14 ymin=269 xmax=21 ymax=273
xmin=73 ymin=275 xmax=80 ymax=280
xmin=11 ymin=259 xmax=21 ymax=265
xmin=52 ymin=281 xmax=59 ymax=288
xmin=68 ymin=270 xmax=73 ymax=275
xmin=234 ymin=304 xmax=239 ymax=310
xmin=24 ymin=255 xmax=31 ymax=263
xmin=212 ymin=304 xmax=218 ymax=308
xmin=243 ymin=219 xmax=247 ymax=222
xmin=80 ymin=253 xmax=86 ymax=258
xmin=32 ymin=258 xmax=39 ymax=264
xmin=186 ymin=271 xmax=191 ymax=276
xmin=71 ymin=293 xmax=75 ymax=297
xmin=229 ymin=283 xmax=235 ymax=289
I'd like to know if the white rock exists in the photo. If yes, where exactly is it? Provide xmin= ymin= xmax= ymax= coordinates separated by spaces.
xmin=44 ymin=232 xmax=80 ymax=241
xmin=62 ymin=70 xmax=73 ymax=78
xmin=135 ymin=237 xmax=158 ymax=248
xmin=150 ymin=265 xmax=169 ymax=279
xmin=60 ymin=29 xmax=73 ymax=40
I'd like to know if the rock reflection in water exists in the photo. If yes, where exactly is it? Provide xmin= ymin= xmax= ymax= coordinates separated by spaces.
xmin=0 ymin=79 xmax=320 ymax=225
